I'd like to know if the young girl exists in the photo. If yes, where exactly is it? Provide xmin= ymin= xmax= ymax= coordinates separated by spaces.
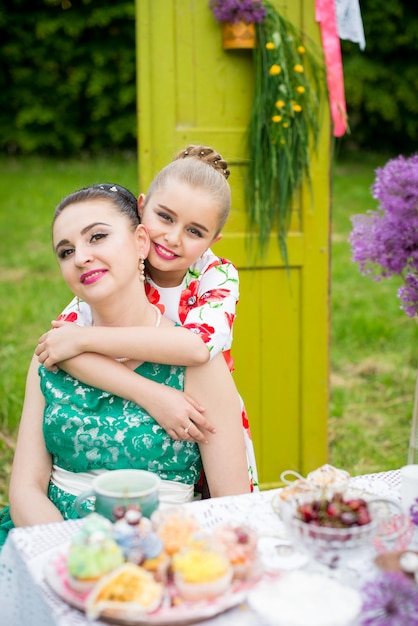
xmin=36 ymin=147 xmax=258 ymax=491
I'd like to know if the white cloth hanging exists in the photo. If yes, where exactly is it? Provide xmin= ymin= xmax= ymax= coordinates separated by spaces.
xmin=335 ymin=0 xmax=366 ymax=50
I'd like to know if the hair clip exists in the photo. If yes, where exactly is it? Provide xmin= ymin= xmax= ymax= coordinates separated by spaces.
xmin=200 ymin=150 xmax=205 ymax=156
xmin=184 ymin=150 xmax=189 ymax=156
xmin=109 ymin=186 xmax=118 ymax=192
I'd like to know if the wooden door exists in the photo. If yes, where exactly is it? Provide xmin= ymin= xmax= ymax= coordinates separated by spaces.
xmin=136 ymin=0 xmax=331 ymax=489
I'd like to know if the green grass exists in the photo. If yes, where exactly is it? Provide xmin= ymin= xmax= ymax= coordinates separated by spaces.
xmin=0 ymin=152 xmax=416 ymax=506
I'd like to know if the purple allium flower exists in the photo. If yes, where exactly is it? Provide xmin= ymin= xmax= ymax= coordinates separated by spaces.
xmin=349 ymin=153 xmax=418 ymax=316
xmin=361 ymin=571 xmax=418 ymax=625
xmin=409 ymin=498 xmax=418 ymax=525
xmin=398 ymin=273 xmax=418 ymax=317
xmin=209 ymin=0 xmax=266 ymax=24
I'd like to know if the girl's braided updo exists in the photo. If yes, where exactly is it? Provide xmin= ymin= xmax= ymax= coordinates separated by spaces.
xmin=175 ymin=145 xmax=230 ymax=180
xmin=144 ymin=145 xmax=232 ymax=236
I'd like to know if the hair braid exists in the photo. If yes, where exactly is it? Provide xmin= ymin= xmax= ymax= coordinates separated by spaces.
xmin=175 ymin=145 xmax=230 ymax=180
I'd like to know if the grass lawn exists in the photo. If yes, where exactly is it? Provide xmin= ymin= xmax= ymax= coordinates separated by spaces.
xmin=0 ymin=152 xmax=416 ymax=506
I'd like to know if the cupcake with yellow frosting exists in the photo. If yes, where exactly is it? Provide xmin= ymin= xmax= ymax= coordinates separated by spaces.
xmin=67 ymin=513 xmax=124 ymax=592
xmin=172 ymin=541 xmax=233 ymax=601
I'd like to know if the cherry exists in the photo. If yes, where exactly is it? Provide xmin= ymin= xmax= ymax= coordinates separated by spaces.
xmin=235 ymin=529 xmax=249 ymax=544
xmin=296 ymin=493 xmax=372 ymax=529
xmin=112 ymin=505 xmax=127 ymax=520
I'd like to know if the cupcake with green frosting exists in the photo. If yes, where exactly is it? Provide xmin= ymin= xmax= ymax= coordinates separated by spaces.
xmin=67 ymin=513 xmax=124 ymax=592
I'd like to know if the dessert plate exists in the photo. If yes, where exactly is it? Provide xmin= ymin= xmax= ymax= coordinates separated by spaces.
xmin=44 ymin=551 xmax=261 ymax=626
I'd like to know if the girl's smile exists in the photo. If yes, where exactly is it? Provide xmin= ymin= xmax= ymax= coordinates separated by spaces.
xmin=153 ymin=242 xmax=180 ymax=261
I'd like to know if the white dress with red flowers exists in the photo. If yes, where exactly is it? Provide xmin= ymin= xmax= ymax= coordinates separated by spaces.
xmin=58 ymin=248 xmax=259 ymax=491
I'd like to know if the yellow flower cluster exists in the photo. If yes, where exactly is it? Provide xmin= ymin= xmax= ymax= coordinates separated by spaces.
xmin=247 ymin=3 xmax=323 ymax=259
xmin=265 ymin=40 xmax=307 ymax=127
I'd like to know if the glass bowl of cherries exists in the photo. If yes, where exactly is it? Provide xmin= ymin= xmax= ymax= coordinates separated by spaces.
xmin=282 ymin=492 xmax=406 ymax=569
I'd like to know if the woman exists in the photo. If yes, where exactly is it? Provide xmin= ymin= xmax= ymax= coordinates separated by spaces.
xmin=36 ymin=146 xmax=258 ymax=489
xmin=0 ymin=183 xmax=249 ymax=546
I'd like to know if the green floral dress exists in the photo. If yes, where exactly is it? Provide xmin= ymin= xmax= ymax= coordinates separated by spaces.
xmin=0 ymin=362 xmax=202 ymax=548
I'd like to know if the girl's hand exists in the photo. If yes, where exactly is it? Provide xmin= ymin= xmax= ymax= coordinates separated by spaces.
xmin=35 ymin=321 xmax=84 ymax=369
xmin=145 ymin=387 xmax=216 ymax=444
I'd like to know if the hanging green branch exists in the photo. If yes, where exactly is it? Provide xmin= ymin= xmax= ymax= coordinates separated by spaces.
xmin=246 ymin=1 xmax=325 ymax=263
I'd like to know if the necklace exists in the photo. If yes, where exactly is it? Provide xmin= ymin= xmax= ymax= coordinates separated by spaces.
xmin=93 ymin=304 xmax=162 ymax=363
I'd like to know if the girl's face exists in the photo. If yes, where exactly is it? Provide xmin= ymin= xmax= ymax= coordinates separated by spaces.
xmin=53 ymin=199 xmax=147 ymax=305
xmin=139 ymin=180 xmax=221 ymax=287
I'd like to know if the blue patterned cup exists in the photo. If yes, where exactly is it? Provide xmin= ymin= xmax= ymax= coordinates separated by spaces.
xmin=74 ymin=469 xmax=160 ymax=520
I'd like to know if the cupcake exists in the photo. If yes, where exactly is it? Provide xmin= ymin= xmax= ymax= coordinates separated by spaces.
xmin=172 ymin=542 xmax=233 ymax=601
xmin=274 ymin=479 xmax=317 ymax=524
xmin=85 ymin=562 xmax=164 ymax=620
xmin=67 ymin=513 xmax=125 ymax=592
xmin=307 ymin=464 xmax=350 ymax=496
xmin=213 ymin=524 xmax=259 ymax=580
xmin=279 ymin=478 xmax=315 ymax=503
xmin=112 ymin=507 xmax=170 ymax=582
xmin=151 ymin=507 xmax=201 ymax=556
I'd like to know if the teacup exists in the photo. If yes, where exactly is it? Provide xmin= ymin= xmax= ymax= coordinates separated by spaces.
xmin=74 ymin=469 xmax=160 ymax=521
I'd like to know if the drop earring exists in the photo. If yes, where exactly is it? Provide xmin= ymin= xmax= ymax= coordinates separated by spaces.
xmin=76 ymin=297 xmax=80 ymax=312
xmin=138 ymin=255 xmax=145 ymax=282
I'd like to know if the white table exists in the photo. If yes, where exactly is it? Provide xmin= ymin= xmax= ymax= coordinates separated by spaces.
xmin=0 ymin=471 xmax=404 ymax=626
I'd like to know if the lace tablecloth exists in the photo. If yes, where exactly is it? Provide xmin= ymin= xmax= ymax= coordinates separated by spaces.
xmin=0 ymin=471 xmax=403 ymax=626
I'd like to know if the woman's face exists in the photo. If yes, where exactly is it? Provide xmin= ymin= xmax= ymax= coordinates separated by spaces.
xmin=139 ymin=180 xmax=222 ymax=287
xmin=53 ymin=199 xmax=146 ymax=305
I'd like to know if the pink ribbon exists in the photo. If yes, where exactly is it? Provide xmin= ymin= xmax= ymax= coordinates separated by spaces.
xmin=315 ymin=0 xmax=347 ymax=137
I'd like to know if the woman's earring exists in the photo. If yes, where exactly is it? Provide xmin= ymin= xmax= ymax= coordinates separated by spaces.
xmin=76 ymin=297 xmax=80 ymax=312
xmin=138 ymin=255 xmax=145 ymax=282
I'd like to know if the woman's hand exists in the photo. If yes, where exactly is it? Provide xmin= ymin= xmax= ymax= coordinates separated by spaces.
xmin=143 ymin=386 xmax=216 ymax=444
xmin=36 ymin=321 xmax=84 ymax=369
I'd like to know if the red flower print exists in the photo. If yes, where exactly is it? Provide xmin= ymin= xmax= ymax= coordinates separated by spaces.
xmin=200 ymin=288 xmax=230 ymax=303
xmin=205 ymin=259 xmax=222 ymax=272
xmin=145 ymin=283 xmax=165 ymax=314
xmin=225 ymin=311 xmax=235 ymax=330
xmin=183 ymin=323 xmax=214 ymax=344
xmin=179 ymin=281 xmax=200 ymax=323
xmin=56 ymin=312 xmax=78 ymax=323
xmin=241 ymin=406 xmax=250 ymax=431
xmin=222 ymin=350 xmax=234 ymax=372
xmin=206 ymin=258 xmax=237 ymax=271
